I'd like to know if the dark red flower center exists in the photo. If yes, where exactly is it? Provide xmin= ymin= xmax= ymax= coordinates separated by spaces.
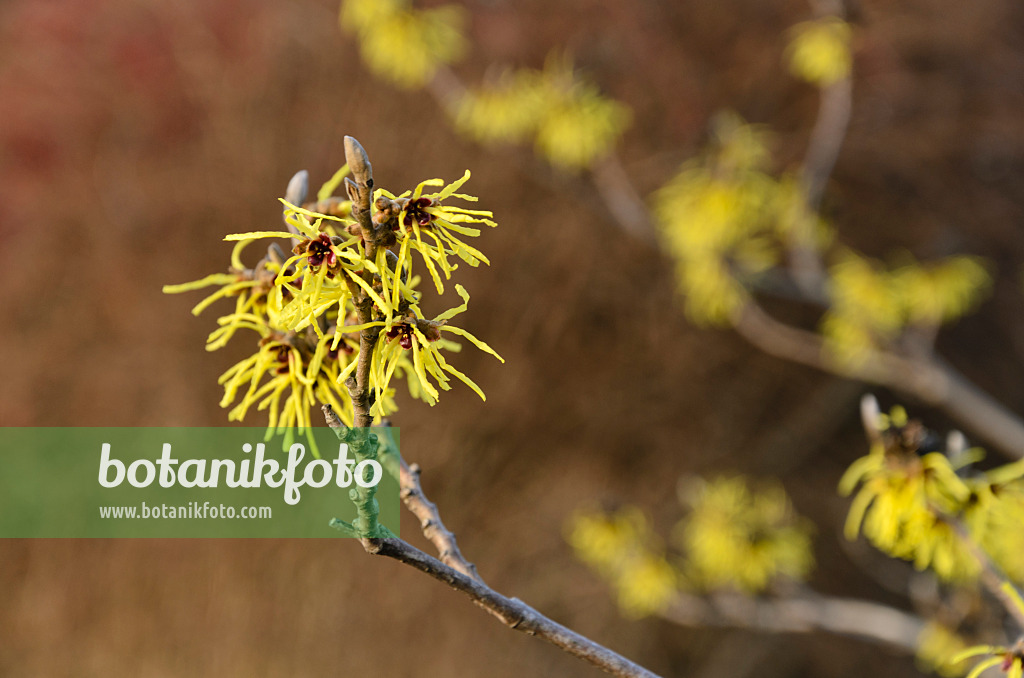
xmin=274 ymin=345 xmax=291 ymax=374
xmin=386 ymin=324 xmax=415 ymax=350
xmin=306 ymin=233 xmax=338 ymax=269
xmin=402 ymin=197 xmax=435 ymax=229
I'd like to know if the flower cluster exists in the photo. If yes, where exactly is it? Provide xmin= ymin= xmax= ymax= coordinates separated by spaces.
xmin=655 ymin=108 xmax=992 ymax=348
xmin=340 ymin=0 xmax=466 ymax=89
xmin=840 ymin=406 xmax=1024 ymax=582
xmin=455 ymin=53 xmax=631 ymax=170
xmin=675 ymin=476 xmax=814 ymax=593
xmin=568 ymin=476 xmax=814 ymax=616
xmin=165 ymin=161 xmax=502 ymax=448
xmin=822 ymin=253 xmax=990 ymax=368
xmin=568 ymin=508 xmax=678 ymax=618
xmin=654 ymin=113 xmax=830 ymax=323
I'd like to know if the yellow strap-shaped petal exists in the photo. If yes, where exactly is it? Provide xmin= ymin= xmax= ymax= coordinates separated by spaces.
xmin=317 ymin=164 xmax=350 ymax=202
xmin=224 ymin=231 xmax=299 ymax=241
xmin=441 ymin=325 xmax=504 ymax=362
xmin=433 ymin=284 xmax=471 ymax=322
xmin=163 ymin=273 xmax=239 ymax=294
xmin=436 ymin=170 xmax=471 ymax=201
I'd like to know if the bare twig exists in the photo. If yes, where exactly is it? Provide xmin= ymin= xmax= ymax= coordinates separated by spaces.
xmin=660 ymin=589 xmax=925 ymax=653
xmin=590 ymin=153 xmax=657 ymax=244
xmin=361 ymin=537 xmax=662 ymax=678
xmin=320 ymin=405 xmax=661 ymax=678
xmin=789 ymin=73 xmax=852 ymax=295
xmin=734 ymin=301 xmax=1024 ymax=459
xmin=399 ymin=460 xmax=482 ymax=581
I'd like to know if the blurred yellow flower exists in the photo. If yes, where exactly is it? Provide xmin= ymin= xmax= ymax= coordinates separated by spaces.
xmin=675 ymin=476 xmax=814 ymax=593
xmin=786 ymin=17 xmax=852 ymax=86
xmin=568 ymin=508 xmax=678 ymax=617
xmin=916 ymin=622 xmax=971 ymax=678
xmin=841 ymin=406 xmax=1024 ymax=583
xmin=822 ymin=253 xmax=990 ymax=368
xmin=655 ymin=114 xmax=795 ymax=324
xmin=340 ymin=0 xmax=466 ymax=89
xmin=893 ymin=255 xmax=991 ymax=325
xmin=456 ymin=53 xmax=631 ymax=170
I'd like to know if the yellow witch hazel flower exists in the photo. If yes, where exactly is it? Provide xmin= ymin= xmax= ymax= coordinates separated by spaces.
xmin=952 ymin=624 xmax=1024 ymax=678
xmin=840 ymin=406 xmax=1024 ymax=583
xmin=785 ymin=16 xmax=853 ymax=86
xmin=568 ymin=508 xmax=678 ymax=618
xmin=840 ymin=407 xmax=978 ymax=581
xmin=454 ymin=70 xmax=548 ymax=145
xmin=217 ymin=329 xmax=368 ymax=454
xmin=975 ymin=479 xmax=1024 ymax=582
xmin=655 ymin=113 xmax=804 ymax=324
xmin=456 ymin=53 xmax=631 ymax=171
xmin=675 ymin=476 xmax=814 ymax=593
xmin=892 ymin=255 xmax=991 ymax=326
xmin=165 ymin=153 xmax=503 ymax=439
xmin=821 ymin=252 xmax=907 ymax=368
xmin=822 ymin=252 xmax=991 ymax=369
xmin=533 ymin=73 xmax=631 ymax=169
xmin=375 ymin=169 xmax=497 ymax=294
xmin=340 ymin=0 xmax=466 ymax=89
xmin=916 ymin=622 xmax=972 ymax=678
xmin=226 ymin=169 xmax=501 ymax=409
xmin=163 ymin=239 xmax=294 ymax=350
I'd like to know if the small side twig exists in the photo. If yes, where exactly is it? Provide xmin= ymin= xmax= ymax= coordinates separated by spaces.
xmin=589 ymin=153 xmax=657 ymax=244
xmin=399 ymin=460 xmax=482 ymax=582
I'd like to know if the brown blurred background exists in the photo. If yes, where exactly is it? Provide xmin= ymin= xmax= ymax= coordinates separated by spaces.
xmin=1 ymin=0 xmax=1023 ymax=675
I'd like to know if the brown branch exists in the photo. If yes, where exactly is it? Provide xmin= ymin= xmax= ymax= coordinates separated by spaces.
xmin=589 ymin=153 xmax=657 ymax=244
xmin=734 ymin=301 xmax=1024 ymax=459
xmin=321 ymin=406 xmax=660 ymax=678
xmin=399 ymin=460 xmax=482 ymax=582
xmin=660 ymin=589 xmax=925 ymax=654
xmin=361 ymin=537 xmax=662 ymax=678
